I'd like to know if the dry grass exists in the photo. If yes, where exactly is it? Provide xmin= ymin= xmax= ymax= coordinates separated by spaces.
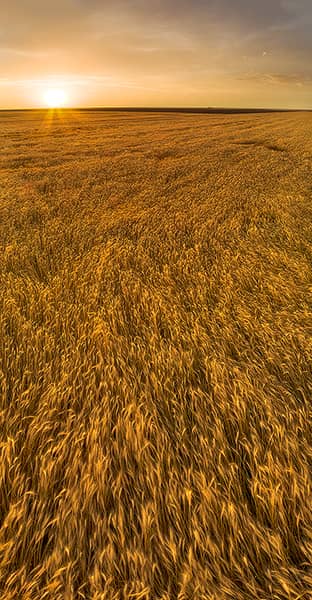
xmin=0 ymin=109 xmax=312 ymax=599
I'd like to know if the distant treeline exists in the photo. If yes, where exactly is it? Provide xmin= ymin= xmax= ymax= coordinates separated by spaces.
xmin=2 ymin=106 xmax=310 ymax=114
xmin=78 ymin=106 xmax=307 ymax=114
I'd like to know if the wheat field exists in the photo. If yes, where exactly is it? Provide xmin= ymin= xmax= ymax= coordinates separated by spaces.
xmin=0 ymin=109 xmax=311 ymax=599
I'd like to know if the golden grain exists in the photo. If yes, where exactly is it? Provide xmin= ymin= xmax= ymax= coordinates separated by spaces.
xmin=0 ymin=109 xmax=311 ymax=599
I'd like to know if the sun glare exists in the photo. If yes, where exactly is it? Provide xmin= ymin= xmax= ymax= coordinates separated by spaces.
xmin=43 ymin=88 xmax=68 ymax=108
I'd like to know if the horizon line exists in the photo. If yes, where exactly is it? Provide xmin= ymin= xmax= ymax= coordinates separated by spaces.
xmin=1 ymin=105 xmax=311 ymax=114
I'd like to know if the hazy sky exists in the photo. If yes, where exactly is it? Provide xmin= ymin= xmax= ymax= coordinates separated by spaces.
xmin=1 ymin=0 xmax=311 ymax=108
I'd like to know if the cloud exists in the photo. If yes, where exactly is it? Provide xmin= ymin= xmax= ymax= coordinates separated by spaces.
xmin=0 ymin=0 xmax=302 ymax=48
xmin=238 ymin=71 xmax=312 ymax=86
xmin=0 ymin=0 xmax=311 ymax=107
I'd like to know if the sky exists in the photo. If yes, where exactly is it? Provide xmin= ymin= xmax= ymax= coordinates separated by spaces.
xmin=0 ymin=0 xmax=311 ymax=109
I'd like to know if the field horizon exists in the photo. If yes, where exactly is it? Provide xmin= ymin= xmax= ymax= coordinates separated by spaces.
xmin=1 ymin=106 xmax=311 ymax=114
xmin=0 ymin=110 xmax=311 ymax=599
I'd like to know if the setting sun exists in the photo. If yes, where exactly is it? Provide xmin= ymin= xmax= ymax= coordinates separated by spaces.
xmin=43 ymin=88 xmax=68 ymax=108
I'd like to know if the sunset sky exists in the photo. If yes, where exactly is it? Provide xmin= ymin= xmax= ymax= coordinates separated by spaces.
xmin=1 ymin=0 xmax=311 ymax=109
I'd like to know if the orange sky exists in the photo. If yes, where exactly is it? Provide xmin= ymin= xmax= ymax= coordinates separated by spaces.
xmin=1 ymin=0 xmax=311 ymax=109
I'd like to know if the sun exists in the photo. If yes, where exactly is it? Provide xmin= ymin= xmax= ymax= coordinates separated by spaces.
xmin=43 ymin=88 xmax=68 ymax=108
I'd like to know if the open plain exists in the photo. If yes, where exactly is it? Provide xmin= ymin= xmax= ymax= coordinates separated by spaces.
xmin=0 ymin=110 xmax=312 ymax=599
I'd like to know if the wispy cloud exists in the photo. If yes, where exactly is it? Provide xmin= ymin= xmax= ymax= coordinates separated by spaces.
xmin=1 ymin=0 xmax=311 ymax=107
xmin=0 ymin=47 xmax=55 ymax=58
xmin=238 ymin=71 xmax=312 ymax=86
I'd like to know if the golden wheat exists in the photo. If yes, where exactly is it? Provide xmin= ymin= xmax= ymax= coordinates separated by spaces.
xmin=0 ymin=109 xmax=311 ymax=599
